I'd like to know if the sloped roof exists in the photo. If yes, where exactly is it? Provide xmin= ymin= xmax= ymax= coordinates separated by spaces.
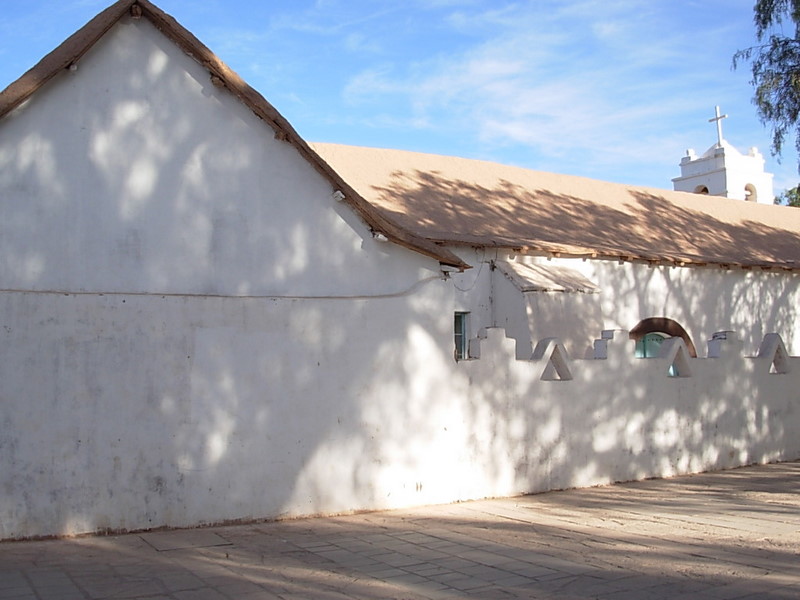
xmin=0 ymin=0 xmax=468 ymax=270
xmin=312 ymin=143 xmax=800 ymax=271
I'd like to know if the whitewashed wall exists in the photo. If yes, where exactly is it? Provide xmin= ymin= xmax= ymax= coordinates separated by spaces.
xmin=462 ymin=327 xmax=799 ymax=493
xmin=0 ymin=17 xmax=427 ymax=298
xmin=0 ymin=285 xmax=454 ymax=538
xmin=589 ymin=260 xmax=800 ymax=355
xmin=2 ymin=285 xmax=798 ymax=540
xmin=1 ymin=16 xmax=799 ymax=541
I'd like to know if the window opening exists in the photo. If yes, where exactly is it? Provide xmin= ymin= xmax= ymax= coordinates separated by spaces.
xmin=635 ymin=332 xmax=677 ymax=376
xmin=758 ymin=333 xmax=790 ymax=375
xmin=454 ymin=312 xmax=470 ymax=361
xmin=635 ymin=332 xmax=665 ymax=358
xmin=630 ymin=317 xmax=697 ymax=357
xmin=631 ymin=318 xmax=696 ymax=377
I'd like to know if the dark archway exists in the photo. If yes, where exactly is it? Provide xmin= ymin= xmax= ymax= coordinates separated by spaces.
xmin=629 ymin=317 xmax=697 ymax=357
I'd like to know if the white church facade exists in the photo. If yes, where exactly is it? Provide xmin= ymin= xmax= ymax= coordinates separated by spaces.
xmin=672 ymin=106 xmax=774 ymax=203
xmin=1 ymin=0 xmax=799 ymax=541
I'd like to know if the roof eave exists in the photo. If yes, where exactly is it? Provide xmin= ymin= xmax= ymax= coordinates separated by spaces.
xmin=0 ymin=0 xmax=136 ymax=119
xmin=433 ymin=239 xmax=799 ymax=272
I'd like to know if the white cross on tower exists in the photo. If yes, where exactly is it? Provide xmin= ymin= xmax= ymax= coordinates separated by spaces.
xmin=708 ymin=105 xmax=728 ymax=146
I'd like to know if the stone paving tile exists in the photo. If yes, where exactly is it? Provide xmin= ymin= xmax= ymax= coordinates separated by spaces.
xmin=1 ymin=461 xmax=798 ymax=600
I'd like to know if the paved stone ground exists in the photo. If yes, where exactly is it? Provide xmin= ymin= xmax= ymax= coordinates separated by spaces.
xmin=1 ymin=461 xmax=798 ymax=599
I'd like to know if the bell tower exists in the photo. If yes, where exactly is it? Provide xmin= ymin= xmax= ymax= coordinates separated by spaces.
xmin=671 ymin=106 xmax=774 ymax=204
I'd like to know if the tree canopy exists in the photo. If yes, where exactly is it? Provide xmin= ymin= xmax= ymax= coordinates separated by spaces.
xmin=734 ymin=1 xmax=800 ymax=170
xmin=775 ymin=184 xmax=800 ymax=205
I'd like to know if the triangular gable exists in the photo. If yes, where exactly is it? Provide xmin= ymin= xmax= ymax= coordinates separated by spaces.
xmin=0 ymin=0 xmax=468 ymax=271
xmin=657 ymin=337 xmax=692 ymax=378
xmin=756 ymin=333 xmax=791 ymax=375
xmin=532 ymin=338 xmax=573 ymax=381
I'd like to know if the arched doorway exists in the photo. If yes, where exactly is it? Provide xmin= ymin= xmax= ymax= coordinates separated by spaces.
xmin=629 ymin=317 xmax=697 ymax=358
xmin=635 ymin=331 xmax=668 ymax=358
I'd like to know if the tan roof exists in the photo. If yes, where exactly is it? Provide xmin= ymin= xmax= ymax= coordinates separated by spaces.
xmin=311 ymin=143 xmax=800 ymax=271
xmin=0 ymin=0 xmax=468 ymax=270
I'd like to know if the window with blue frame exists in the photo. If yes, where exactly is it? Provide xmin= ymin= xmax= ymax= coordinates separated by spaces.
xmin=635 ymin=332 xmax=667 ymax=358
xmin=454 ymin=312 xmax=470 ymax=361
xmin=631 ymin=318 xmax=696 ymax=377
xmin=635 ymin=331 xmax=678 ymax=376
xmin=630 ymin=318 xmax=697 ymax=358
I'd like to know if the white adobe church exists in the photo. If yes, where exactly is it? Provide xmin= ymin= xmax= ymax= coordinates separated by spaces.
xmin=672 ymin=106 xmax=774 ymax=203
xmin=1 ymin=0 xmax=799 ymax=541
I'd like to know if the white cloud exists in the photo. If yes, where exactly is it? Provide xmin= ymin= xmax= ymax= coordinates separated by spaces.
xmin=337 ymin=1 xmax=764 ymax=181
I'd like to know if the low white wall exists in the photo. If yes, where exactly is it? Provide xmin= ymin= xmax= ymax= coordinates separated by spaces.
xmin=2 ymin=286 xmax=798 ymax=540
xmin=464 ymin=328 xmax=799 ymax=493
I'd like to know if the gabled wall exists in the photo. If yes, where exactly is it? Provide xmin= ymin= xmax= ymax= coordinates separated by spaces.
xmin=0 ymin=14 xmax=452 ymax=540
xmin=0 ymin=16 xmax=433 ymax=297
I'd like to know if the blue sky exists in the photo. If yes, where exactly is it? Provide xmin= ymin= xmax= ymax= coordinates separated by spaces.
xmin=1 ymin=0 xmax=797 ymax=194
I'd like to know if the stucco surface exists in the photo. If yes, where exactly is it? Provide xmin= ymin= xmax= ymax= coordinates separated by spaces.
xmin=0 ymin=17 xmax=436 ymax=297
xmin=2 ymin=287 xmax=798 ymax=540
